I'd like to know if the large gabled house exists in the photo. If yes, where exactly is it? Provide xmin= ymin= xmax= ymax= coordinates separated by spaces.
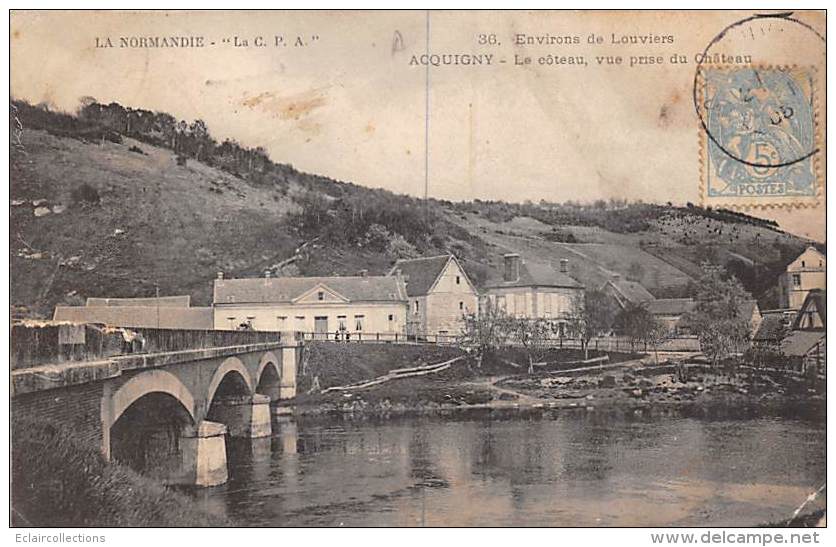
xmin=212 ymin=273 xmax=408 ymax=338
xmin=778 ymin=246 xmax=826 ymax=310
xmin=388 ymin=254 xmax=479 ymax=338
xmin=780 ymin=289 xmax=826 ymax=376
xmin=482 ymin=254 xmax=584 ymax=335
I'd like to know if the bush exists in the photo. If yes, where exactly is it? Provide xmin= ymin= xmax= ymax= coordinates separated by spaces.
xmin=11 ymin=416 xmax=229 ymax=526
xmin=70 ymin=183 xmax=100 ymax=205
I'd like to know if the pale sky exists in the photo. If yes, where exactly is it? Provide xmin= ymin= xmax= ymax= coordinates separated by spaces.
xmin=10 ymin=10 xmax=826 ymax=240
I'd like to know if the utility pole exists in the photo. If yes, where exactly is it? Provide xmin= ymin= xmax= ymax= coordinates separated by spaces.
xmin=155 ymin=283 xmax=160 ymax=329
xmin=424 ymin=9 xmax=431 ymax=227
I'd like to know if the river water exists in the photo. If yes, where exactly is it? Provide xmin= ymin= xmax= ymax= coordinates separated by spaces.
xmin=189 ymin=404 xmax=825 ymax=527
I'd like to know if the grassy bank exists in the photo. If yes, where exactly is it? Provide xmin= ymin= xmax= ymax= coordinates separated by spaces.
xmin=298 ymin=341 xmax=466 ymax=391
xmin=289 ymin=350 xmax=825 ymax=418
xmin=11 ymin=417 xmax=231 ymax=527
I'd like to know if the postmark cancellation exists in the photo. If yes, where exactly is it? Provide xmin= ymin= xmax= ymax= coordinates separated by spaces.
xmin=699 ymin=65 xmax=822 ymax=209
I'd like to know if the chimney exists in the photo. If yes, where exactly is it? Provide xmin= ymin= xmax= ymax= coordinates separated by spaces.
xmin=503 ymin=254 xmax=520 ymax=282
xmin=217 ymin=272 xmax=224 ymax=280
xmin=559 ymin=258 xmax=569 ymax=273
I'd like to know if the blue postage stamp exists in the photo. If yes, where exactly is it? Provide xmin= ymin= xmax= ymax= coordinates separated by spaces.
xmin=701 ymin=66 xmax=819 ymax=205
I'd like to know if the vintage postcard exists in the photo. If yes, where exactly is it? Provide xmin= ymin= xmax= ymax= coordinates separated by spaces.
xmin=9 ymin=9 xmax=826 ymax=531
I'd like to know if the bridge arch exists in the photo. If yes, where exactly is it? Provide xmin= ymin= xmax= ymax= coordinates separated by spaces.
xmin=205 ymin=356 xmax=254 ymax=410
xmin=110 ymin=369 xmax=196 ymax=429
xmin=108 ymin=370 xmax=197 ymax=481
xmin=255 ymin=352 xmax=281 ymax=400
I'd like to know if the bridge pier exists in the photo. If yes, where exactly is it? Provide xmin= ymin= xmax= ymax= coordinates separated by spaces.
xmin=280 ymin=341 xmax=299 ymax=399
xmin=176 ymin=421 xmax=228 ymax=487
xmin=209 ymin=394 xmax=272 ymax=438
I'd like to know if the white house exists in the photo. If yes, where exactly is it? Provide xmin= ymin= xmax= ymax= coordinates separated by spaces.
xmin=778 ymin=246 xmax=826 ymax=310
xmin=482 ymin=254 xmax=584 ymax=335
xmin=389 ymin=254 xmax=479 ymax=338
xmin=212 ymin=273 xmax=409 ymax=339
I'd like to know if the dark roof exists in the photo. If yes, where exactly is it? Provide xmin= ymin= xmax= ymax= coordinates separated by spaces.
xmin=647 ymin=298 xmax=697 ymax=316
xmin=753 ymin=314 xmax=789 ymax=342
xmin=484 ymin=260 xmax=583 ymax=290
xmin=86 ymin=295 xmax=191 ymax=308
xmin=214 ymin=276 xmax=408 ymax=304
xmin=792 ymin=289 xmax=826 ymax=330
xmin=389 ymin=255 xmax=453 ymax=297
xmin=53 ymin=306 xmax=213 ymax=329
xmin=781 ymin=330 xmax=826 ymax=357
xmin=604 ymin=279 xmax=654 ymax=306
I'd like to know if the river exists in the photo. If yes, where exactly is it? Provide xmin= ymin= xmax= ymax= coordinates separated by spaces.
xmin=188 ymin=404 xmax=825 ymax=527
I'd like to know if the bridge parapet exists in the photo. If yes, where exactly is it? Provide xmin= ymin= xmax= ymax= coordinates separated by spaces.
xmin=11 ymin=322 xmax=282 ymax=371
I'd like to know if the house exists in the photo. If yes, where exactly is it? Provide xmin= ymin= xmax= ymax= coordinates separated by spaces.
xmin=53 ymin=295 xmax=213 ymax=329
xmin=647 ymin=298 xmax=697 ymax=335
xmin=652 ymin=298 xmax=762 ymax=339
xmin=600 ymin=275 xmax=655 ymax=311
xmin=482 ymin=254 xmax=584 ymax=334
xmin=388 ymin=254 xmax=478 ymax=338
xmin=781 ymin=290 xmax=826 ymax=375
xmin=212 ymin=273 xmax=408 ymax=338
xmin=777 ymin=246 xmax=826 ymax=310
xmin=752 ymin=309 xmax=797 ymax=350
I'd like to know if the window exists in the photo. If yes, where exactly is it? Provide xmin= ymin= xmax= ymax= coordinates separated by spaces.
xmin=792 ymin=274 xmax=801 ymax=287
xmin=414 ymin=300 xmax=420 ymax=314
xmin=459 ymin=301 xmax=464 ymax=310
xmin=388 ymin=314 xmax=394 ymax=321
xmin=354 ymin=315 xmax=365 ymax=331
xmin=456 ymin=275 xmax=461 ymax=285
xmin=802 ymin=261 xmax=806 ymax=268
xmin=317 ymin=291 xmax=324 ymax=301
xmin=337 ymin=315 xmax=347 ymax=331
xmin=277 ymin=316 xmax=287 ymax=330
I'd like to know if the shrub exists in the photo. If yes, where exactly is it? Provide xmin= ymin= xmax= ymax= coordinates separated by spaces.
xmin=11 ymin=416 xmax=229 ymax=526
xmin=70 ymin=183 xmax=100 ymax=205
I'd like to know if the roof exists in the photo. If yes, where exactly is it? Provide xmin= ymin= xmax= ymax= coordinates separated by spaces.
xmin=647 ymin=298 xmax=697 ymax=316
xmin=389 ymin=255 xmax=453 ymax=297
xmin=53 ymin=306 xmax=213 ymax=329
xmin=753 ymin=314 xmax=789 ymax=342
xmin=792 ymin=289 xmax=826 ymax=330
xmin=781 ymin=330 xmax=826 ymax=357
xmin=604 ymin=279 xmax=655 ymax=306
xmin=86 ymin=295 xmax=191 ymax=308
xmin=484 ymin=261 xmax=583 ymax=290
xmin=214 ymin=275 xmax=408 ymax=305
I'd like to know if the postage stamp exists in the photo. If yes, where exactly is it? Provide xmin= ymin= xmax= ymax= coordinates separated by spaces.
xmin=699 ymin=65 xmax=821 ymax=208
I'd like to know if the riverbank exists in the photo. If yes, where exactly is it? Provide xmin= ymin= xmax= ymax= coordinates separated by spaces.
xmin=11 ymin=417 xmax=232 ymax=527
xmin=286 ymin=353 xmax=826 ymax=418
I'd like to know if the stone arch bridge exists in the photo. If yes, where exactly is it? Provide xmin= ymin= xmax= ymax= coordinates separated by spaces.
xmin=12 ymin=326 xmax=300 ymax=486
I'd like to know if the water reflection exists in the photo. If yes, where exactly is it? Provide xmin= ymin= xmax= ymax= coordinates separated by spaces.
xmin=193 ymin=405 xmax=825 ymax=527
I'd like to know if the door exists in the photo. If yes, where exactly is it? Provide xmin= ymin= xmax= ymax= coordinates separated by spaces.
xmin=314 ymin=316 xmax=328 ymax=340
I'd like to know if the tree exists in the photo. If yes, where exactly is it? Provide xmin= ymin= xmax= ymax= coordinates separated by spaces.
xmin=460 ymin=300 xmax=512 ymax=369
xmin=614 ymin=302 xmax=667 ymax=358
xmin=507 ymin=317 xmax=552 ymax=374
xmin=685 ymin=265 xmax=753 ymax=365
xmin=565 ymin=289 xmax=616 ymax=359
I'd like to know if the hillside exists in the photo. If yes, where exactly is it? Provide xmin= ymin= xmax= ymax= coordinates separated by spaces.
xmin=9 ymin=101 xmax=819 ymax=317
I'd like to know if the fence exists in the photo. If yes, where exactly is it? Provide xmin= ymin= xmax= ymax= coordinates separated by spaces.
xmin=295 ymin=331 xmax=460 ymax=345
xmin=293 ymin=331 xmax=701 ymax=352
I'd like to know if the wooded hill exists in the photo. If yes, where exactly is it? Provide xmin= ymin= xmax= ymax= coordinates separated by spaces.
xmin=10 ymin=99 xmax=820 ymax=317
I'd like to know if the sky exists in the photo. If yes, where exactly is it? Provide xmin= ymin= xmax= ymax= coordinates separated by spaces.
xmin=10 ymin=10 xmax=826 ymax=240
